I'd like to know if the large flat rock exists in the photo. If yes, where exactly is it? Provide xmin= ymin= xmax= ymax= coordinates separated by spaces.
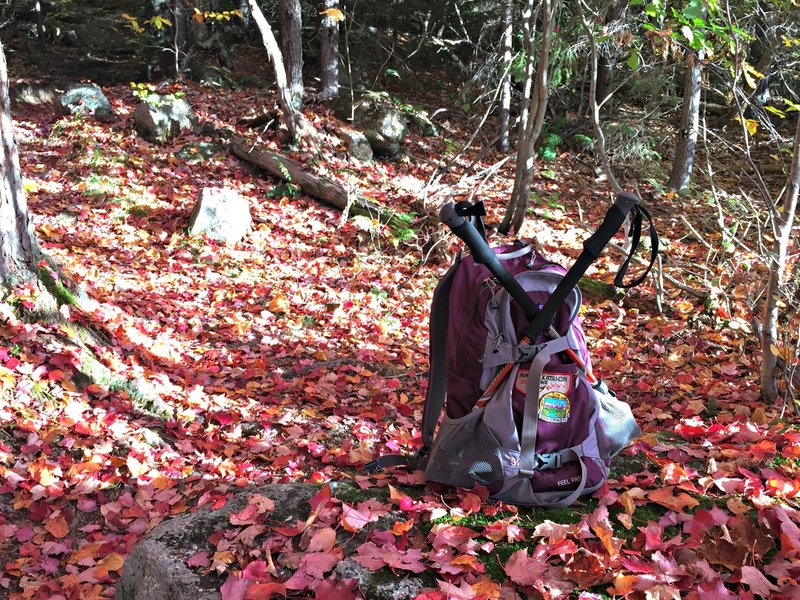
xmin=115 ymin=484 xmax=318 ymax=600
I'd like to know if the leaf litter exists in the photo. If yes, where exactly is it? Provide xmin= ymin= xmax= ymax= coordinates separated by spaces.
xmin=0 ymin=81 xmax=798 ymax=599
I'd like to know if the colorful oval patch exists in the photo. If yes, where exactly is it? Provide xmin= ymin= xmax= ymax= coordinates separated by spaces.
xmin=539 ymin=391 xmax=570 ymax=423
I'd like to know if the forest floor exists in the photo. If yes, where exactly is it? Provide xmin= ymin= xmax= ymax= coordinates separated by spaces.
xmin=1 ymin=41 xmax=800 ymax=600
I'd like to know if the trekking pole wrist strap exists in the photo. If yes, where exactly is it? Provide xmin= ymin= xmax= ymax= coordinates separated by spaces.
xmin=613 ymin=204 xmax=659 ymax=289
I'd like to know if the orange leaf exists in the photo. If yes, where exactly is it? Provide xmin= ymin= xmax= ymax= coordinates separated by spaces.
xmin=647 ymin=486 xmax=699 ymax=512
xmin=268 ymin=293 xmax=289 ymax=314
xmin=391 ymin=519 xmax=414 ymax=536
xmin=69 ymin=543 xmax=102 ymax=564
xmin=471 ymin=579 xmax=501 ymax=600
xmin=46 ymin=514 xmax=70 ymax=538
xmin=99 ymin=552 xmax=125 ymax=572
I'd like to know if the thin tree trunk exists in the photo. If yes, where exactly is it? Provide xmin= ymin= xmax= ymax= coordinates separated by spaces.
xmin=501 ymin=0 xmax=557 ymax=234
xmin=173 ymin=0 xmax=186 ymax=78
xmin=668 ymin=52 xmax=703 ymax=191
xmin=761 ymin=115 xmax=800 ymax=403
xmin=498 ymin=0 xmax=513 ymax=152
xmin=578 ymin=0 xmax=621 ymax=194
xmin=319 ymin=0 xmax=340 ymax=99
xmin=280 ymin=0 xmax=304 ymax=109
xmin=500 ymin=0 xmax=535 ymax=235
xmin=247 ymin=0 xmax=300 ymax=143
xmin=0 ymin=41 xmax=38 ymax=282
xmin=35 ymin=0 xmax=45 ymax=51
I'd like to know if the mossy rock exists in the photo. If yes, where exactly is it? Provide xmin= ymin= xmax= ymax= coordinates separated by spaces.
xmin=177 ymin=142 xmax=222 ymax=163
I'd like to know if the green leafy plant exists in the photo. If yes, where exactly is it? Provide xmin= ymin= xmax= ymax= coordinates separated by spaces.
xmin=265 ymin=183 xmax=300 ymax=199
xmin=130 ymin=83 xmax=185 ymax=107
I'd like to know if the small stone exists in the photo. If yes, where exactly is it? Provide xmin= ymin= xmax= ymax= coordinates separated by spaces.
xmin=188 ymin=187 xmax=252 ymax=245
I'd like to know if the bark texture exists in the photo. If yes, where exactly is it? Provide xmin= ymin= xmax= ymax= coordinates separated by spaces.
xmin=760 ymin=116 xmax=800 ymax=403
xmin=668 ymin=53 xmax=703 ymax=192
xmin=280 ymin=0 xmax=304 ymax=108
xmin=501 ymin=0 xmax=558 ymax=234
xmin=497 ymin=0 xmax=513 ymax=152
xmin=319 ymin=0 xmax=340 ymax=99
xmin=0 ymin=41 xmax=39 ymax=283
xmin=247 ymin=0 xmax=301 ymax=142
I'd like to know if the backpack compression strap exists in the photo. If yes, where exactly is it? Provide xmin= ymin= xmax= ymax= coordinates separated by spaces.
xmin=518 ymin=336 xmax=590 ymax=507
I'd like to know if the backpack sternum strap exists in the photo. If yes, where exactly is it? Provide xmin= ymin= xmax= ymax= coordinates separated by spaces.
xmin=518 ymin=336 xmax=572 ymax=478
xmin=534 ymin=450 xmax=570 ymax=470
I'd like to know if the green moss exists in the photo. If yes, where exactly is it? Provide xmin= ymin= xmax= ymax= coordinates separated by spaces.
xmin=330 ymin=481 xmax=389 ymax=504
xmin=37 ymin=265 xmax=81 ymax=308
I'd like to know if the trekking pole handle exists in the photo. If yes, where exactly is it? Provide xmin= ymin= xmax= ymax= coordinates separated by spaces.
xmin=583 ymin=192 xmax=639 ymax=259
xmin=440 ymin=203 xmax=496 ymax=265
xmin=440 ymin=202 xmax=541 ymax=320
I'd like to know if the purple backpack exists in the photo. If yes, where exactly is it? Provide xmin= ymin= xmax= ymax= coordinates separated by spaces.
xmin=421 ymin=243 xmax=640 ymax=506
xmin=368 ymin=195 xmax=656 ymax=507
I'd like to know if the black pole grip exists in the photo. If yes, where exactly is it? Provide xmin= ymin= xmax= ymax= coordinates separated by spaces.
xmin=440 ymin=202 xmax=540 ymax=320
xmin=583 ymin=192 xmax=639 ymax=259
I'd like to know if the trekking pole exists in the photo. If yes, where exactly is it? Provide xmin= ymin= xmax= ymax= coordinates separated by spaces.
xmin=440 ymin=192 xmax=642 ymax=394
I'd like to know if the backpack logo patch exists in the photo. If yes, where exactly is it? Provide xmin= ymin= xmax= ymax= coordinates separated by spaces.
xmin=515 ymin=370 xmax=573 ymax=396
xmin=538 ymin=391 xmax=570 ymax=423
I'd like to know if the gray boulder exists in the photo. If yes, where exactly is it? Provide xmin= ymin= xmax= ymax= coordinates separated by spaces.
xmin=133 ymin=95 xmax=193 ymax=143
xmin=116 ymin=484 xmax=317 ymax=600
xmin=12 ymin=82 xmax=57 ymax=106
xmin=341 ymin=130 xmax=373 ymax=162
xmin=116 ymin=483 xmax=427 ymax=600
xmin=54 ymin=83 xmax=114 ymax=121
xmin=188 ymin=187 xmax=252 ymax=244
xmin=356 ymin=101 xmax=407 ymax=157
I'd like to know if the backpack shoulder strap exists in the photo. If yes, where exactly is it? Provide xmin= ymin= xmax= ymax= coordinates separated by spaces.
xmin=420 ymin=257 xmax=460 ymax=449
xmin=365 ymin=257 xmax=460 ymax=473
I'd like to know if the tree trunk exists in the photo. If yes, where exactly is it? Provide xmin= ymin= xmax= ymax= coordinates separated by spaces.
xmin=0 ymin=41 xmax=39 ymax=283
xmin=594 ymin=0 xmax=627 ymax=109
xmin=578 ymin=0 xmax=621 ymax=194
xmin=280 ymin=0 xmax=304 ymax=109
xmin=497 ymin=0 xmax=513 ymax=153
xmin=500 ymin=0 xmax=557 ymax=235
xmin=318 ymin=0 xmax=341 ymax=99
xmin=760 ymin=115 xmax=800 ymax=404
xmin=229 ymin=136 xmax=417 ymax=230
xmin=35 ymin=0 xmax=45 ymax=51
xmin=668 ymin=52 xmax=703 ymax=192
xmin=247 ymin=0 xmax=301 ymax=143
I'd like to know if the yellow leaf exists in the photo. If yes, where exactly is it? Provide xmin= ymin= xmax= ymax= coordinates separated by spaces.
xmin=99 ymin=553 xmax=125 ymax=572
xmin=734 ymin=116 xmax=759 ymax=136
xmin=764 ymin=105 xmax=786 ymax=118
xmin=319 ymin=7 xmax=345 ymax=21
xmin=0 ymin=366 xmax=15 ymax=390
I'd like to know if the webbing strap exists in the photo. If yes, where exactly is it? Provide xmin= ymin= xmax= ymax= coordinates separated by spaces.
xmin=530 ymin=448 xmax=588 ymax=508
xmin=516 ymin=336 xmax=590 ymax=507
xmin=614 ymin=204 xmax=659 ymax=289
xmin=518 ymin=336 xmax=571 ymax=476
xmin=420 ymin=259 xmax=460 ymax=449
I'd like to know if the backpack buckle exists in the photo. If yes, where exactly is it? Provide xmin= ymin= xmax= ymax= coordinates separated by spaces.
xmin=516 ymin=343 xmax=544 ymax=362
xmin=535 ymin=453 xmax=562 ymax=470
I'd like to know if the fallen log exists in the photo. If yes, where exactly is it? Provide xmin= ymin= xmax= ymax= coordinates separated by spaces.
xmin=229 ymin=136 xmax=417 ymax=231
